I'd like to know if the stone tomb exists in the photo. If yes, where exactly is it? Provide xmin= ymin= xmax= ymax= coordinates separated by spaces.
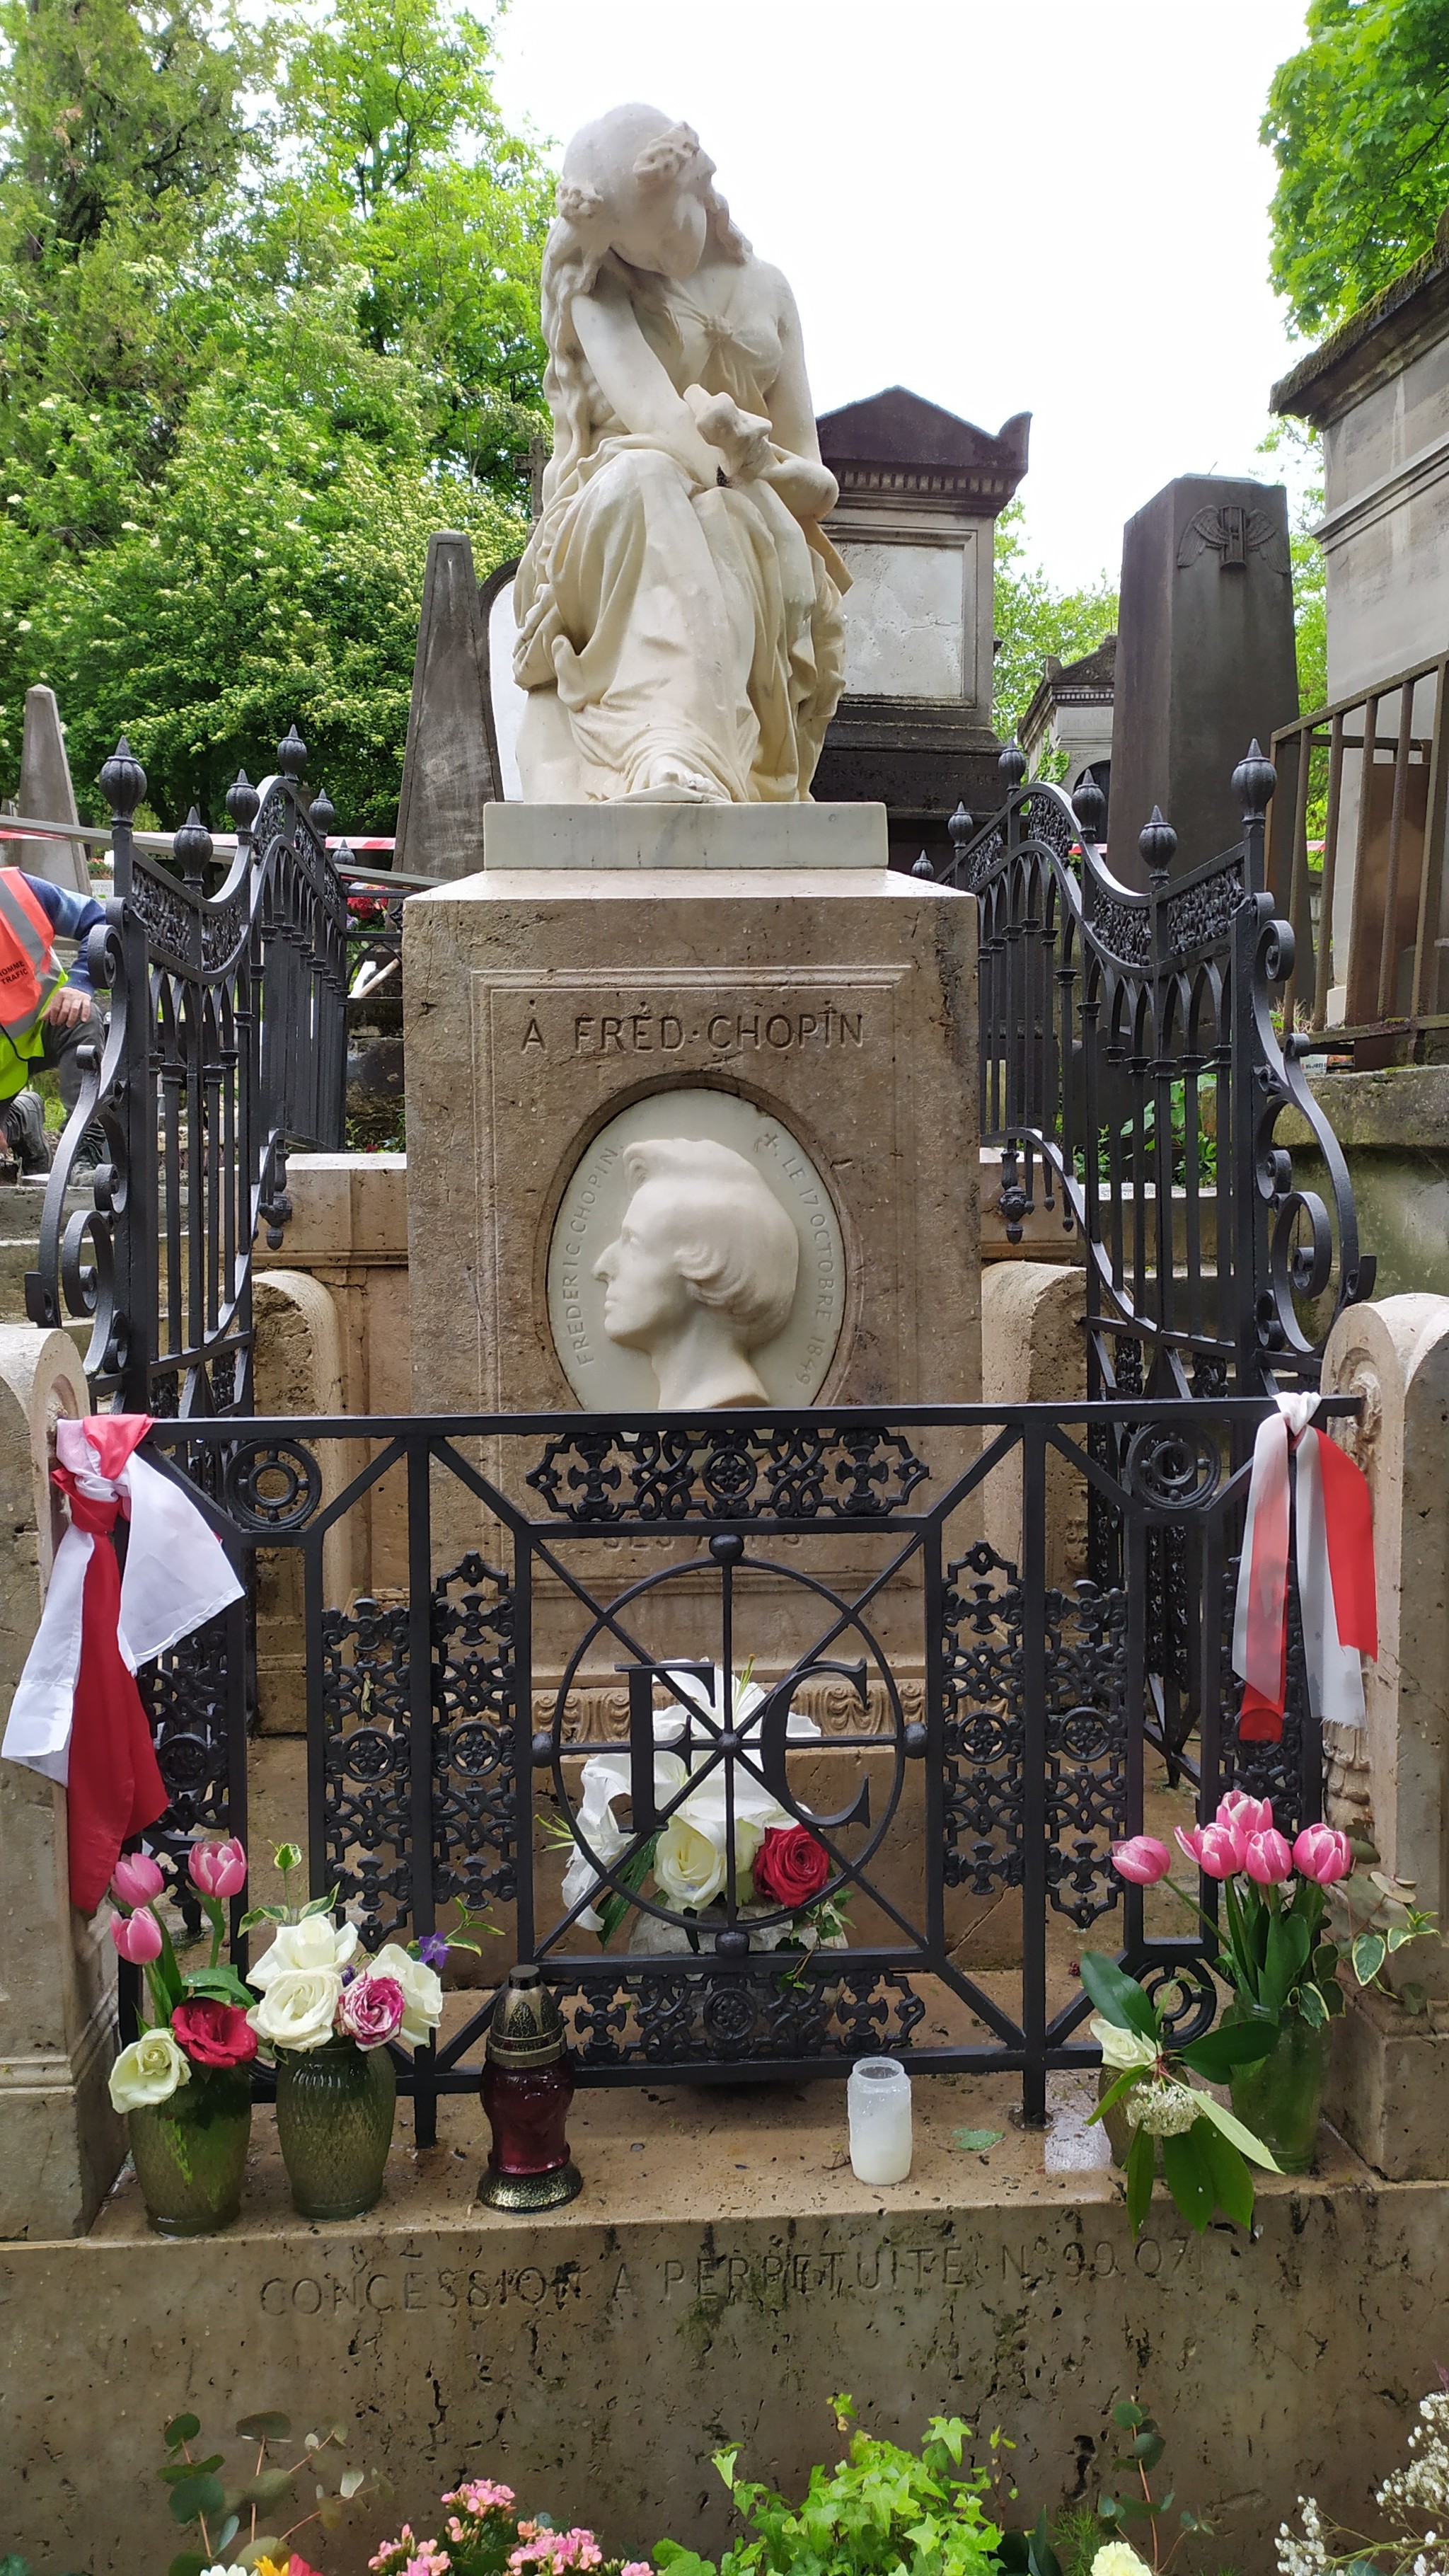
xmin=403 ymin=800 xmax=978 ymax=1425
xmin=402 ymin=798 xmax=979 ymax=1727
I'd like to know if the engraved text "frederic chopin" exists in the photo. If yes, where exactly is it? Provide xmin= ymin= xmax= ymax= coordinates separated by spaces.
xmin=538 ymin=1008 xmax=866 ymax=1056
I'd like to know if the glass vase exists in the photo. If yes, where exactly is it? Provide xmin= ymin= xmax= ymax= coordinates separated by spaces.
xmin=275 ymin=2036 xmax=396 ymax=2219
xmin=1228 ymin=2007 xmax=1329 ymax=2176
xmin=129 ymin=2064 xmax=252 ymax=2236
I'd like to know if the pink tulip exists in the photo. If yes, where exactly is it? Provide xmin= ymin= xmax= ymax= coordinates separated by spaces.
xmin=110 ymin=1906 xmax=163 ymax=1963
xmin=188 ymin=1836 xmax=247 ymax=1899
xmin=1111 ymin=1835 xmax=1173 ymax=1886
xmin=1242 ymin=1827 xmax=1294 ymax=1885
xmin=1175 ymin=1822 xmax=1242 ymax=1880
xmin=1293 ymin=1822 xmax=1353 ymax=1885
xmin=111 ymin=1851 xmax=165 ymax=1910
xmin=1217 ymin=1790 xmax=1274 ymax=1839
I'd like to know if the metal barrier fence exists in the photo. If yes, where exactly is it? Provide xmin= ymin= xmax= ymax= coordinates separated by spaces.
xmin=1267 ymin=652 xmax=1449 ymax=1061
xmin=25 ymin=730 xmax=350 ymax=1415
xmin=131 ymin=1394 xmax=1349 ymax=2136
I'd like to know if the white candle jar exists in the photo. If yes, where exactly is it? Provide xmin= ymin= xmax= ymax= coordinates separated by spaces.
xmin=848 ymin=2054 xmax=913 ymax=2184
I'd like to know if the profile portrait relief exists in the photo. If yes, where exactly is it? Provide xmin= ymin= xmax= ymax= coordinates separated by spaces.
xmin=593 ymin=1137 xmax=800 ymax=1409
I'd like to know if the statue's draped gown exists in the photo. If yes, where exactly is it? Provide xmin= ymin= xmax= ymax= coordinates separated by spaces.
xmin=512 ymin=268 xmax=848 ymax=804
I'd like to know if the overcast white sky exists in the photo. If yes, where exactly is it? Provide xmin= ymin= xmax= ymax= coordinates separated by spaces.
xmin=491 ymin=0 xmax=1312 ymax=593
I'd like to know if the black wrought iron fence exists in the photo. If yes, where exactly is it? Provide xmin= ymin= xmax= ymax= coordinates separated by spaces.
xmin=129 ymin=1394 xmax=1346 ymax=2137
xmin=928 ymin=741 xmax=1370 ymax=1403
xmin=25 ymin=728 xmax=349 ymax=1415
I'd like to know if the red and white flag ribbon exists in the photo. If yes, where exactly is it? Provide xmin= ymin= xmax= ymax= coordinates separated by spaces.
xmin=1232 ymin=1392 xmax=1377 ymax=1743
xmin=2 ymin=1415 xmax=243 ymax=1910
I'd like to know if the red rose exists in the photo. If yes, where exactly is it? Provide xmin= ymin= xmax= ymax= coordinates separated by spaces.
xmin=754 ymin=1824 xmax=831 ymax=1910
xmin=171 ymin=1999 xmax=258 ymax=2070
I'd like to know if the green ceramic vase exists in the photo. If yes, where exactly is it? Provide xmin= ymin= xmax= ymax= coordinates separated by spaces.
xmin=1227 ymin=2007 xmax=1329 ymax=2176
xmin=128 ymin=2064 xmax=252 ymax=2236
xmin=275 ymin=2035 xmax=396 ymax=2219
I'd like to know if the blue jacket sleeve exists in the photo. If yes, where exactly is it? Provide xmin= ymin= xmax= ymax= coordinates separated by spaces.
xmin=21 ymin=873 xmax=105 ymax=995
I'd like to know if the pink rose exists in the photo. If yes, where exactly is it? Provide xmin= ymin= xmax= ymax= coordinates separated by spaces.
xmin=112 ymin=1851 xmax=165 ymax=1909
xmin=188 ymin=1836 xmax=247 ymax=1899
xmin=1293 ymin=1822 xmax=1354 ymax=1885
xmin=110 ymin=1906 xmax=162 ymax=1963
xmin=337 ymin=1971 xmax=405 ymax=2050
xmin=1242 ymin=1827 xmax=1294 ymax=1885
xmin=1110 ymin=1835 xmax=1172 ymax=1885
xmin=1175 ymin=1822 xmax=1242 ymax=1880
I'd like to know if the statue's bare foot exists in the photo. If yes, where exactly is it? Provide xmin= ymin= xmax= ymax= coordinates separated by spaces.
xmin=619 ymin=759 xmax=727 ymax=805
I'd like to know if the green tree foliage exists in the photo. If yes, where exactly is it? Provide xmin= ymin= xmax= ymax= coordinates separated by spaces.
xmin=992 ymin=502 xmax=1118 ymax=755
xmin=1265 ymin=0 xmax=1449 ymax=339
xmin=0 ymin=0 xmax=546 ymax=827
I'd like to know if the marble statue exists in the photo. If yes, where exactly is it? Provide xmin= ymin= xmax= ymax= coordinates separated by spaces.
xmin=594 ymin=1137 xmax=799 ymax=1408
xmin=512 ymin=101 xmax=848 ymax=807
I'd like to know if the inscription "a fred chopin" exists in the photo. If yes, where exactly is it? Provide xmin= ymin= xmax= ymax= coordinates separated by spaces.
xmin=515 ymin=1005 xmax=867 ymax=1057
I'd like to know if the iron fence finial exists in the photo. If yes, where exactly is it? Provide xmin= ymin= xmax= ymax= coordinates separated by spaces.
xmin=1139 ymin=805 xmax=1177 ymax=880
xmin=100 ymin=735 xmax=146 ymax=820
xmin=1232 ymin=739 xmax=1276 ymax=819
xmin=226 ymin=769 xmax=260 ymax=835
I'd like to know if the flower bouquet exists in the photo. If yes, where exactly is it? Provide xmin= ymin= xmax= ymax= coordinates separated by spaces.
xmin=105 ymin=1836 xmax=258 ymax=2236
xmin=1112 ymin=1792 xmax=1434 ymax=2170
xmin=558 ymin=1669 xmax=848 ymax=1979
xmin=371 ymin=2477 xmax=652 ymax=2576
xmin=242 ymin=1841 xmax=456 ymax=2221
xmin=1080 ymin=1948 xmax=1283 ymax=2235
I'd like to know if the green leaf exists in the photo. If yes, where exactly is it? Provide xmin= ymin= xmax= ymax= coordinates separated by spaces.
xmin=1177 ymin=2019 xmax=1279 ymax=2081
xmin=164 ymin=2414 xmax=202 ymax=2451
xmin=238 ymin=1904 xmax=287 ymax=1931
xmin=1352 ymin=1931 xmax=1387 ymax=1985
xmin=300 ymin=1888 xmax=342 ymax=1919
xmin=1097 ymin=2497 xmax=1121 ymax=2523
xmin=1312 ymin=1943 xmax=1340 ymax=1983
xmin=952 ymin=2127 xmax=1005 ymax=2153
xmin=340 ymin=2467 xmax=366 ymax=2499
xmin=274 ymin=1841 xmax=303 ymax=1873
xmin=1111 ymin=2402 xmax=1145 ymax=2431
xmin=1126 ymin=2123 xmax=1155 ymax=2234
xmin=184 ymin=1968 xmax=253 ymax=2006
xmin=596 ymin=1834 xmax=660 ymax=1951
xmin=1264 ymin=1910 xmax=1312 ymax=2014
xmin=1078 ymin=1950 xmax=1160 ymax=2039
xmin=1088 ymin=2069 xmax=1140 ymax=2124
xmin=161 ymin=2455 xmax=224 ymax=2484
xmin=1296 ymin=1982 xmax=1329 ymax=2031
xmin=1162 ymin=2130 xmax=1215 ymax=2233
xmin=168 ymin=2473 xmax=224 ymax=2525
xmin=214 ymin=2519 xmax=240 ymax=2555
xmin=235 ymin=2411 xmax=291 ymax=2442
xmin=1194 ymin=2091 xmax=1281 ymax=2173
xmin=168 ymin=2554 xmax=207 ymax=2576
xmin=1131 ymin=2431 xmax=1167 ymax=2471
xmin=231 ymin=2466 xmax=298 ymax=2509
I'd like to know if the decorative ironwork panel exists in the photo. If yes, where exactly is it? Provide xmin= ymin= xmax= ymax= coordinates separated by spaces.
xmin=26 ymin=728 xmax=349 ymax=1417
xmin=322 ymin=1594 xmax=414 ymax=1949
xmin=432 ymin=1553 xmax=519 ymax=1914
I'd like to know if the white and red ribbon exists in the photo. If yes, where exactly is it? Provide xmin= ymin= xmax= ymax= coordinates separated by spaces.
xmin=2 ymin=1417 xmax=243 ymax=1909
xmin=1232 ymin=1392 xmax=1377 ymax=1742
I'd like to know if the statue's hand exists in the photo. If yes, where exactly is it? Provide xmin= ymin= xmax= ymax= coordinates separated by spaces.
xmin=684 ymin=385 xmax=774 ymax=483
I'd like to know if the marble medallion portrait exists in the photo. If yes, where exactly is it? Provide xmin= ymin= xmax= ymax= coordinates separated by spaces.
xmin=547 ymin=1092 xmax=847 ymax=1408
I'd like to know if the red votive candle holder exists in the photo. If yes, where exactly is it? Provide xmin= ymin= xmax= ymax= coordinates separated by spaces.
xmin=478 ymin=1965 xmax=582 ymax=2211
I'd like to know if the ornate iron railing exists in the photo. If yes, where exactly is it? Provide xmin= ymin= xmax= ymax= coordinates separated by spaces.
xmin=927 ymin=742 xmax=1371 ymax=1401
xmin=25 ymin=729 xmax=349 ymax=1415
xmin=127 ymin=1394 xmax=1347 ymax=2134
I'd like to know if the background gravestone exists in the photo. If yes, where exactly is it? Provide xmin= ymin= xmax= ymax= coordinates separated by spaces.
xmin=1109 ymin=473 xmax=1299 ymax=882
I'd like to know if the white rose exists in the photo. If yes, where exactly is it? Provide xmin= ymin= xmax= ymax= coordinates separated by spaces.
xmin=1090 ymin=2014 xmax=1158 ymax=2072
xmin=109 ymin=2025 xmax=191 ymax=2112
xmin=654 ymin=1815 xmax=727 ymax=1911
xmin=370 ymin=1944 xmax=443 ymax=2045
xmin=249 ymin=1913 xmax=357 ymax=1990
xmin=1092 ymin=2549 xmax=1154 ymax=2576
xmin=248 ymin=1966 xmax=342 ymax=2052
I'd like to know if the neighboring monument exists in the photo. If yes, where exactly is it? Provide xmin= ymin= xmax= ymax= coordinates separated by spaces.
xmin=594 ymin=1137 xmax=800 ymax=1408
xmin=512 ymin=102 xmax=848 ymax=805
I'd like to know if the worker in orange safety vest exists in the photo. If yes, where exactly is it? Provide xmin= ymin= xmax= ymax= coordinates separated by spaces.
xmin=0 ymin=866 xmax=105 ymax=1173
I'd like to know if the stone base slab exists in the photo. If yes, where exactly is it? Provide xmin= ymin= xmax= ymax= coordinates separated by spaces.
xmin=480 ymin=801 xmax=888 ymax=869
xmin=2 ymin=2073 xmax=1445 ymax=2575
